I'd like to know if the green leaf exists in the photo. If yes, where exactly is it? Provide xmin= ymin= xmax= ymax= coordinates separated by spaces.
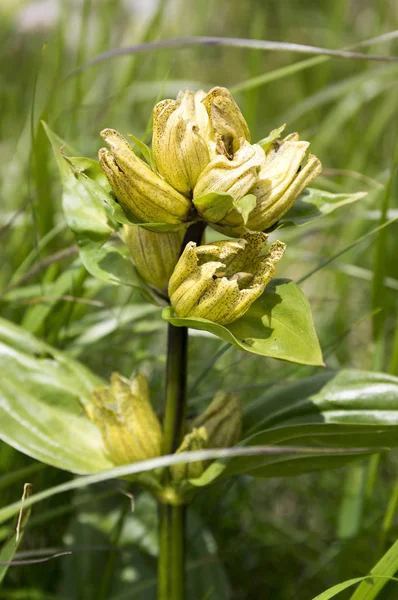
xmin=188 ymin=370 xmax=398 ymax=486
xmin=128 ymin=132 xmax=155 ymax=169
xmin=0 ymin=317 xmax=112 ymax=474
xmin=193 ymin=192 xmax=234 ymax=223
xmin=311 ymin=577 xmax=398 ymax=600
xmin=244 ymin=369 xmax=398 ymax=433
xmin=43 ymin=122 xmax=156 ymax=295
xmin=223 ymin=369 xmax=398 ymax=480
xmin=257 ymin=124 xmax=286 ymax=153
xmin=0 ymin=484 xmax=32 ymax=585
xmin=280 ymin=188 xmax=367 ymax=226
xmin=232 ymin=193 xmax=257 ymax=224
xmin=163 ymin=279 xmax=324 ymax=366
xmin=350 ymin=535 xmax=398 ymax=599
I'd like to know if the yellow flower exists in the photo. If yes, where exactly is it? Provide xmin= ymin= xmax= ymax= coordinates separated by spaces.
xmin=202 ymin=86 xmax=250 ymax=158
xmin=246 ymin=133 xmax=322 ymax=231
xmin=91 ymin=373 xmax=162 ymax=465
xmin=124 ymin=225 xmax=184 ymax=294
xmin=168 ymin=230 xmax=286 ymax=325
xmin=152 ymin=91 xmax=211 ymax=195
xmin=98 ymin=129 xmax=193 ymax=224
xmin=193 ymin=140 xmax=265 ymax=216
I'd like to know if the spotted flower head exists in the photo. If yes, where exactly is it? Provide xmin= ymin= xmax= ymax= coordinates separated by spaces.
xmin=168 ymin=231 xmax=285 ymax=325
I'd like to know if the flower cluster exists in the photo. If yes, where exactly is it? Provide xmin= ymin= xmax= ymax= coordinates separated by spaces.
xmin=98 ymin=87 xmax=321 ymax=324
xmin=91 ymin=373 xmax=241 ymax=485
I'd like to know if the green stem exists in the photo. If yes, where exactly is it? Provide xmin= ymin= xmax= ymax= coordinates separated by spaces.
xmin=162 ymin=323 xmax=188 ymax=455
xmin=157 ymin=221 xmax=205 ymax=600
xmin=158 ymin=503 xmax=186 ymax=600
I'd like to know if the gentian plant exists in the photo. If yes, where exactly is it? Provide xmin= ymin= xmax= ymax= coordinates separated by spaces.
xmin=2 ymin=86 xmax=397 ymax=600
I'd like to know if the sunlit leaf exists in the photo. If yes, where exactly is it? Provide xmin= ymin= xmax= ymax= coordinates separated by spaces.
xmin=43 ymin=122 xmax=157 ymax=296
xmin=163 ymin=279 xmax=324 ymax=366
xmin=280 ymin=188 xmax=367 ymax=226
xmin=223 ymin=369 xmax=398 ymax=480
xmin=0 ymin=317 xmax=112 ymax=474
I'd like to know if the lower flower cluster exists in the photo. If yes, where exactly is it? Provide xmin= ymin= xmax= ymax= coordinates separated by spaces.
xmin=89 ymin=373 xmax=241 ymax=501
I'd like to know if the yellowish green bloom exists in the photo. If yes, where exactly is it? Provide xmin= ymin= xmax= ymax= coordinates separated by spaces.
xmin=192 ymin=392 xmax=241 ymax=448
xmin=168 ymin=231 xmax=286 ymax=325
xmin=201 ymin=86 xmax=250 ymax=158
xmin=193 ymin=140 xmax=264 ymax=210
xmin=98 ymin=129 xmax=193 ymax=224
xmin=151 ymin=86 xmax=253 ymax=197
xmin=246 ymin=133 xmax=322 ymax=231
xmin=152 ymin=91 xmax=211 ymax=195
xmin=91 ymin=373 xmax=162 ymax=465
xmin=123 ymin=225 xmax=185 ymax=294
xmin=170 ymin=427 xmax=208 ymax=482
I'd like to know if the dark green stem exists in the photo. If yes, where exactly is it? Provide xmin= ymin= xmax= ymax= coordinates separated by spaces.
xmin=157 ymin=220 xmax=205 ymax=600
xmin=158 ymin=503 xmax=186 ymax=600
xmin=162 ymin=323 xmax=188 ymax=455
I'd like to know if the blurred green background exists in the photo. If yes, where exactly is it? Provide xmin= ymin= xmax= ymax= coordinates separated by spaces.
xmin=0 ymin=1 xmax=398 ymax=598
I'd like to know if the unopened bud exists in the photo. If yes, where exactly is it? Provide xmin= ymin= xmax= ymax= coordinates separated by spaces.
xmin=170 ymin=427 xmax=208 ymax=482
xmin=91 ymin=373 xmax=162 ymax=465
xmin=123 ymin=225 xmax=184 ymax=294
xmin=193 ymin=141 xmax=264 ymax=218
xmin=152 ymin=91 xmax=210 ymax=195
xmin=202 ymin=87 xmax=250 ymax=158
xmin=247 ymin=132 xmax=322 ymax=230
xmin=98 ymin=129 xmax=193 ymax=225
xmin=192 ymin=392 xmax=241 ymax=448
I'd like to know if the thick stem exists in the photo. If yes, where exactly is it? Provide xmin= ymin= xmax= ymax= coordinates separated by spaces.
xmin=158 ymin=322 xmax=188 ymax=600
xmin=158 ymin=503 xmax=186 ymax=600
xmin=157 ymin=221 xmax=206 ymax=600
xmin=162 ymin=323 xmax=188 ymax=455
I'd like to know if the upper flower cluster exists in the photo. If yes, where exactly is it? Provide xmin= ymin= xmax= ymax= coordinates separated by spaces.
xmin=98 ymin=87 xmax=321 ymax=325
xmin=98 ymin=87 xmax=322 ymax=235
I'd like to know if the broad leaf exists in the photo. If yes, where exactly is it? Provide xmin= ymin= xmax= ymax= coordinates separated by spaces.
xmin=163 ymin=279 xmax=324 ymax=366
xmin=195 ymin=370 xmax=398 ymax=483
xmin=244 ymin=369 xmax=398 ymax=433
xmin=280 ymin=188 xmax=366 ymax=226
xmin=0 ymin=317 xmax=112 ymax=474
xmin=43 ymin=122 xmax=161 ymax=297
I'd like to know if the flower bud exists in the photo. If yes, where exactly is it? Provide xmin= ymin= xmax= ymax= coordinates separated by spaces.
xmin=123 ymin=225 xmax=184 ymax=294
xmin=170 ymin=427 xmax=208 ymax=482
xmin=152 ymin=91 xmax=211 ymax=195
xmin=193 ymin=141 xmax=265 ymax=219
xmin=98 ymin=129 xmax=193 ymax=224
xmin=91 ymin=373 xmax=162 ymax=465
xmin=168 ymin=230 xmax=286 ymax=325
xmin=246 ymin=133 xmax=322 ymax=231
xmin=192 ymin=392 xmax=241 ymax=448
xmin=202 ymin=87 xmax=250 ymax=158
